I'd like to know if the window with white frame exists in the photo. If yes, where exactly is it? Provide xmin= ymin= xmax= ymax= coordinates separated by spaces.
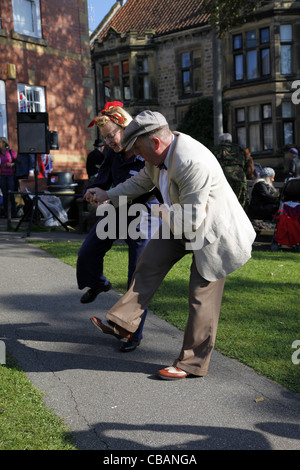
xmin=262 ymin=104 xmax=273 ymax=150
xmin=235 ymin=103 xmax=273 ymax=153
xmin=103 ymin=64 xmax=111 ymax=101
xmin=12 ymin=0 xmax=42 ymax=39
xmin=181 ymin=49 xmax=202 ymax=95
xmin=0 ymin=80 xmax=8 ymax=138
xmin=17 ymin=84 xmax=46 ymax=112
xmin=280 ymin=24 xmax=292 ymax=75
xmin=233 ymin=27 xmax=270 ymax=81
xmin=122 ymin=60 xmax=130 ymax=101
xmin=137 ymin=58 xmax=149 ymax=100
xmin=112 ymin=62 xmax=121 ymax=100
xmin=102 ymin=59 xmax=131 ymax=103
xmin=282 ymin=101 xmax=294 ymax=145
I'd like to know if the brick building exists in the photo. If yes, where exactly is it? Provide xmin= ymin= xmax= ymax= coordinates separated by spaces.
xmin=91 ymin=0 xmax=300 ymax=176
xmin=0 ymin=0 xmax=94 ymax=179
xmin=222 ymin=1 xmax=300 ymax=175
xmin=91 ymin=0 xmax=212 ymax=129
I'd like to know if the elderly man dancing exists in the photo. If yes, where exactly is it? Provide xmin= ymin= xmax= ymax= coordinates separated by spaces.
xmin=88 ymin=111 xmax=255 ymax=380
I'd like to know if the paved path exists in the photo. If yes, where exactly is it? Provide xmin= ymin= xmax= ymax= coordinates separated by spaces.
xmin=0 ymin=230 xmax=299 ymax=451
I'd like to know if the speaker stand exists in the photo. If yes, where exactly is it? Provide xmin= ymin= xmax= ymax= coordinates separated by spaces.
xmin=14 ymin=155 xmax=70 ymax=236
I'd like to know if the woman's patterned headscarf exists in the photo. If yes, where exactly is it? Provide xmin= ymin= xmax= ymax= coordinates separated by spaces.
xmin=88 ymin=101 xmax=127 ymax=128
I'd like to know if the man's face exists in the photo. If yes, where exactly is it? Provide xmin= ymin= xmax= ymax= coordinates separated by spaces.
xmin=133 ymin=136 xmax=164 ymax=167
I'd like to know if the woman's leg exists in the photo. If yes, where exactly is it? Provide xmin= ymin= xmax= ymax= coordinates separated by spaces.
xmin=76 ymin=220 xmax=113 ymax=290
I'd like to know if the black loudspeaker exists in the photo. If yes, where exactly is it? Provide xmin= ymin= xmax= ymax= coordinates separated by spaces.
xmin=17 ymin=112 xmax=50 ymax=154
xmin=49 ymin=130 xmax=59 ymax=150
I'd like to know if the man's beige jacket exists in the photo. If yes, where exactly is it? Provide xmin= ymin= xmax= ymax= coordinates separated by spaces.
xmin=107 ymin=132 xmax=256 ymax=281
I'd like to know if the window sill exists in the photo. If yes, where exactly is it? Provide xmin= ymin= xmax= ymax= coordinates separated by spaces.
xmin=280 ymin=73 xmax=297 ymax=79
xmin=128 ymin=98 xmax=159 ymax=106
xmin=229 ymin=74 xmax=298 ymax=89
xmin=11 ymin=30 xmax=48 ymax=47
xmin=179 ymin=92 xmax=203 ymax=100
xmin=0 ymin=29 xmax=8 ymax=38
xmin=230 ymin=76 xmax=272 ymax=87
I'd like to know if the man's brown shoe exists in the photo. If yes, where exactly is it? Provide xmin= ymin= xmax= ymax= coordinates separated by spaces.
xmin=157 ymin=366 xmax=189 ymax=380
xmin=90 ymin=317 xmax=131 ymax=340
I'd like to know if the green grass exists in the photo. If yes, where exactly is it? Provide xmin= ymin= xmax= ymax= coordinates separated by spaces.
xmin=3 ymin=240 xmax=299 ymax=449
xmin=0 ymin=355 xmax=76 ymax=450
xmin=215 ymin=251 xmax=299 ymax=394
xmin=31 ymin=240 xmax=300 ymax=395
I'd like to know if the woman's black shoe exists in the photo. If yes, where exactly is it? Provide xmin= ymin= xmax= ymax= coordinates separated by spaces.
xmin=120 ymin=339 xmax=141 ymax=352
xmin=80 ymin=283 xmax=112 ymax=304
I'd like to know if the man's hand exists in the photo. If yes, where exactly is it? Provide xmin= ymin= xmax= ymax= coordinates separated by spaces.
xmin=85 ymin=188 xmax=109 ymax=205
xmin=152 ymin=203 xmax=170 ymax=220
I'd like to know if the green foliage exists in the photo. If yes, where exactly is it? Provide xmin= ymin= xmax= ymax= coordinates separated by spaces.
xmin=202 ymin=0 xmax=261 ymax=37
xmin=177 ymin=97 xmax=214 ymax=149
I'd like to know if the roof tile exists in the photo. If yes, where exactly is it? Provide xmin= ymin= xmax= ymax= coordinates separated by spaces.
xmin=97 ymin=0 xmax=209 ymax=40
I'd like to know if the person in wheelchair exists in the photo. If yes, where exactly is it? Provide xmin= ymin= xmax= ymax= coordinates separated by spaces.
xmin=248 ymin=167 xmax=279 ymax=220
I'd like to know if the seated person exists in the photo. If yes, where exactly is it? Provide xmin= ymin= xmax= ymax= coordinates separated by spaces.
xmin=287 ymin=147 xmax=300 ymax=178
xmin=248 ymin=167 xmax=279 ymax=220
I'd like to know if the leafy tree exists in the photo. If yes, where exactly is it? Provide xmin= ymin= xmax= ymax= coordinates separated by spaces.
xmin=201 ymin=1 xmax=263 ymax=141
xmin=202 ymin=0 xmax=262 ymax=36
xmin=177 ymin=97 xmax=214 ymax=149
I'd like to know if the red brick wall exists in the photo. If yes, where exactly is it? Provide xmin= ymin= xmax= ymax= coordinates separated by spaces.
xmin=54 ymin=161 xmax=88 ymax=180
xmin=0 ymin=0 xmax=93 ymax=180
